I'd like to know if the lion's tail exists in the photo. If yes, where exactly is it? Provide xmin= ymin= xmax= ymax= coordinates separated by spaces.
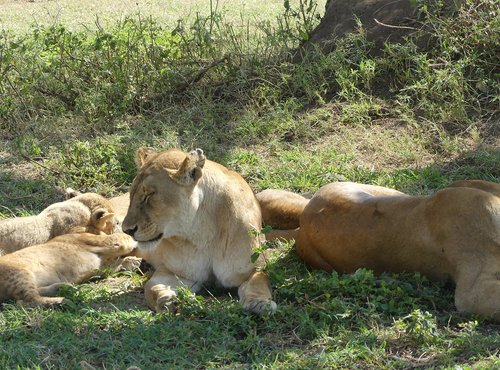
xmin=264 ymin=227 xmax=300 ymax=242
xmin=256 ymin=189 xmax=310 ymax=242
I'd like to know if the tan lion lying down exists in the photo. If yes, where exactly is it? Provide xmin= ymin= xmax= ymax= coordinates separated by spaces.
xmin=0 ymin=190 xmax=118 ymax=255
xmin=0 ymin=232 xmax=136 ymax=306
xmin=257 ymin=180 xmax=500 ymax=321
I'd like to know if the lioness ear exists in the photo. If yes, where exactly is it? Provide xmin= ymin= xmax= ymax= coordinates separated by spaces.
xmin=171 ymin=148 xmax=206 ymax=186
xmin=135 ymin=147 xmax=157 ymax=168
xmin=65 ymin=187 xmax=82 ymax=200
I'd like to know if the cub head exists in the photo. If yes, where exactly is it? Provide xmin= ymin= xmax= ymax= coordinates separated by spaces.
xmin=122 ymin=147 xmax=206 ymax=244
xmin=65 ymin=189 xmax=119 ymax=235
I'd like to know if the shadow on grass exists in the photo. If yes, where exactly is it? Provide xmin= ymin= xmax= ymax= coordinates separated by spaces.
xmin=0 ymin=170 xmax=63 ymax=217
xmin=0 ymin=117 xmax=499 ymax=367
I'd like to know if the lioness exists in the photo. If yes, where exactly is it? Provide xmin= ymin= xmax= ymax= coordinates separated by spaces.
xmin=122 ymin=147 xmax=277 ymax=315
xmin=0 ymin=232 xmax=137 ymax=306
xmin=257 ymin=180 xmax=500 ymax=321
xmin=109 ymin=192 xmax=130 ymax=224
xmin=0 ymin=190 xmax=118 ymax=254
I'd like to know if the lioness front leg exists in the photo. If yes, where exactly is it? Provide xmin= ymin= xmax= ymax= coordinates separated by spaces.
xmin=238 ymin=271 xmax=277 ymax=315
xmin=144 ymin=269 xmax=201 ymax=312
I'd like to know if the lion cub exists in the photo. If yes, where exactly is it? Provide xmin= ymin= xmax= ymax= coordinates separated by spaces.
xmin=0 ymin=232 xmax=137 ymax=306
xmin=0 ymin=190 xmax=118 ymax=255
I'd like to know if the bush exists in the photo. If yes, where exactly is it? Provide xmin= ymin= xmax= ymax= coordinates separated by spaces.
xmin=1 ymin=1 xmax=497 ymax=136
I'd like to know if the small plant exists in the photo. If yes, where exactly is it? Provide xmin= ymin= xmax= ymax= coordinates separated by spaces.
xmin=176 ymin=286 xmax=206 ymax=316
xmin=396 ymin=309 xmax=439 ymax=343
xmin=281 ymin=0 xmax=321 ymax=42
xmin=249 ymin=225 xmax=273 ymax=263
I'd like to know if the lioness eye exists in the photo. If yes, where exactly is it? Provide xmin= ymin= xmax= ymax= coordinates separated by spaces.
xmin=141 ymin=192 xmax=154 ymax=204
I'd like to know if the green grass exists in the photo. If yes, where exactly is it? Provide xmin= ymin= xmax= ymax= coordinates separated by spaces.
xmin=0 ymin=0 xmax=499 ymax=368
xmin=0 ymin=0 xmax=296 ymax=33
xmin=0 ymin=245 xmax=499 ymax=369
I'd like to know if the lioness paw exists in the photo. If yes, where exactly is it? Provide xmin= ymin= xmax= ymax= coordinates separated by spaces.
xmin=243 ymin=298 xmax=277 ymax=316
xmin=150 ymin=284 xmax=178 ymax=313
xmin=155 ymin=293 xmax=178 ymax=313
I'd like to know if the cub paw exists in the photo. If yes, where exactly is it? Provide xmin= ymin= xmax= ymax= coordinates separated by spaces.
xmin=18 ymin=296 xmax=66 ymax=307
xmin=42 ymin=296 xmax=66 ymax=306
xmin=118 ymin=256 xmax=143 ymax=272
xmin=112 ymin=233 xmax=138 ymax=254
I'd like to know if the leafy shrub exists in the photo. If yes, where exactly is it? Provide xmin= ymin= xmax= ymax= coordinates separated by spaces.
xmin=0 ymin=18 xmax=184 ymax=133
xmin=1 ymin=0 xmax=497 ymax=140
xmin=54 ymin=139 xmax=131 ymax=192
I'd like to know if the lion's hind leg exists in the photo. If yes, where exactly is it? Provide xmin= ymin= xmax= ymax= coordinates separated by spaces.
xmin=238 ymin=271 xmax=277 ymax=315
xmin=5 ymin=269 xmax=65 ymax=306
xmin=454 ymin=265 xmax=500 ymax=321
xmin=38 ymin=283 xmax=69 ymax=297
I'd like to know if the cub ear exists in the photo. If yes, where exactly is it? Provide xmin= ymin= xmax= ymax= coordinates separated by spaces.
xmin=135 ymin=147 xmax=157 ymax=168
xmin=171 ymin=148 xmax=206 ymax=186
xmin=65 ymin=187 xmax=82 ymax=200
xmin=92 ymin=208 xmax=116 ymax=233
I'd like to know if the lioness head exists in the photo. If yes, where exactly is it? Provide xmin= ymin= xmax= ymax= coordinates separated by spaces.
xmin=122 ymin=147 xmax=206 ymax=245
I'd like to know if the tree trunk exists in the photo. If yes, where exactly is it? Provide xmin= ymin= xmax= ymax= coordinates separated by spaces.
xmin=301 ymin=0 xmax=460 ymax=55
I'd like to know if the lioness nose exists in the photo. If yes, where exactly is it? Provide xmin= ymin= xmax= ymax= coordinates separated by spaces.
xmin=123 ymin=225 xmax=138 ymax=238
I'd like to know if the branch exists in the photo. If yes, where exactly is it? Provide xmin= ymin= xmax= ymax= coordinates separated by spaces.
xmin=374 ymin=18 xmax=418 ymax=30
xmin=174 ymin=54 xmax=230 ymax=94
xmin=20 ymin=154 xmax=62 ymax=176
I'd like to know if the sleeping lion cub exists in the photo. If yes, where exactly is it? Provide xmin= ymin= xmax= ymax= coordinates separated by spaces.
xmin=257 ymin=180 xmax=500 ymax=321
xmin=0 ymin=190 xmax=118 ymax=255
xmin=0 ymin=232 xmax=137 ymax=306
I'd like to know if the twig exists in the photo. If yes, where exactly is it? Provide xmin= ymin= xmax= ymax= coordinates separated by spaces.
xmin=5 ymin=74 xmax=29 ymax=114
xmin=32 ymin=86 xmax=76 ymax=108
xmin=374 ymin=18 xmax=418 ymax=30
xmin=429 ymin=62 xmax=449 ymax=68
xmin=0 ymin=205 xmax=17 ymax=218
xmin=147 ymin=54 xmax=230 ymax=105
xmin=20 ymin=154 xmax=62 ymax=176
xmin=175 ymin=54 xmax=230 ymax=93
